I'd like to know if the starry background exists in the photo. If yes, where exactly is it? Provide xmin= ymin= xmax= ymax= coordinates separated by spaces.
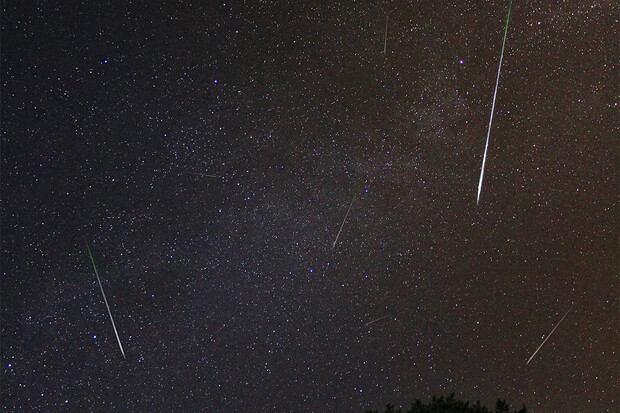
xmin=1 ymin=1 xmax=617 ymax=412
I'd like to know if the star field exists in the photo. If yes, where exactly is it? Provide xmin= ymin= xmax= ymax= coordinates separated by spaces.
xmin=2 ymin=1 xmax=617 ymax=412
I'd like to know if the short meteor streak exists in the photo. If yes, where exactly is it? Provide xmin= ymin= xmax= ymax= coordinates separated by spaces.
xmin=526 ymin=306 xmax=573 ymax=366
xmin=331 ymin=198 xmax=354 ymax=250
xmin=477 ymin=0 xmax=512 ymax=204
xmin=180 ymin=171 xmax=218 ymax=178
xmin=365 ymin=315 xmax=389 ymax=327
xmin=86 ymin=242 xmax=126 ymax=359
xmin=383 ymin=15 xmax=388 ymax=54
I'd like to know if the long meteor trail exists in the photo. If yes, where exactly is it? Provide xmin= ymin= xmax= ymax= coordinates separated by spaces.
xmin=526 ymin=306 xmax=573 ymax=366
xmin=86 ymin=242 xmax=126 ymax=359
xmin=331 ymin=198 xmax=354 ymax=250
xmin=477 ymin=0 xmax=512 ymax=204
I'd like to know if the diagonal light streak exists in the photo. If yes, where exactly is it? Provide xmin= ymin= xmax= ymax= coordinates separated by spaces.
xmin=526 ymin=306 xmax=573 ymax=366
xmin=332 ymin=198 xmax=355 ymax=250
xmin=477 ymin=0 xmax=512 ymax=204
xmin=86 ymin=242 xmax=126 ymax=359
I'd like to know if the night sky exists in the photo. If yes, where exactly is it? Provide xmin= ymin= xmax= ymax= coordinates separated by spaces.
xmin=2 ymin=1 xmax=617 ymax=412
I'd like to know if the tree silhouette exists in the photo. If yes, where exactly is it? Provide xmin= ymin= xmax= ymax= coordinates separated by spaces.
xmin=364 ymin=393 xmax=528 ymax=413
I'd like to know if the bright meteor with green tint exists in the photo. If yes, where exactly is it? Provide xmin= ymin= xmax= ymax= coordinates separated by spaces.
xmin=477 ymin=0 xmax=512 ymax=204
xmin=86 ymin=242 xmax=126 ymax=359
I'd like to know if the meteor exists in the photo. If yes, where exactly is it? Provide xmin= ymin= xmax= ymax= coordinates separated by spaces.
xmin=526 ymin=306 xmax=573 ymax=366
xmin=179 ymin=171 xmax=218 ymax=178
xmin=364 ymin=315 xmax=389 ymax=327
xmin=383 ymin=15 xmax=388 ymax=54
xmin=86 ymin=242 xmax=126 ymax=359
xmin=477 ymin=0 xmax=512 ymax=204
xmin=331 ymin=198 xmax=354 ymax=250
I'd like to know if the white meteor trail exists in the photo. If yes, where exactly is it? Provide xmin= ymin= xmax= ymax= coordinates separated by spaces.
xmin=526 ymin=306 xmax=573 ymax=366
xmin=331 ymin=198 xmax=354 ymax=250
xmin=86 ymin=243 xmax=126 ymax=359
xmin=477 ymin=0 xmax=512 ymax=204
xmin=365 ymin=315 xmax=389 ymax=327
xmin=383 ymin=15 xmax=388 ymax=54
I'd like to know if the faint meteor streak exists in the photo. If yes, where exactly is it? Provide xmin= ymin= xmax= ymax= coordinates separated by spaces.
xmin=365 ymin=315 xmax=389 ymax=327
xmin=180 ymin=171 xmax=218 ymax=178
xmin=526 ymin=306 xmax=573 ymax=366
xmin=86 ymin=242 xmax=126 ymax=359
xmin=331 ymin=198 xmax=354 ymax=250
xmin=477 ymin=0 xmax=512 ymax=204
xmin=383 ymin=15 xmax=388 ymax=54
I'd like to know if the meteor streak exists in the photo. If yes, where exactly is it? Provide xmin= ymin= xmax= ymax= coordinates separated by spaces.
xmin=180 ymin=171 xmax=218 ymax=178
xmin=365 ymin=315 xmax=389 ymax=327
xmin=477 ymin=0 xmax=512 ymax=204
xmin=526 ymin=306 xmax=573 ymax=366
xmin=86 ymin=242 xmax=126 ymax=359
xmin=383 ymin=15 xmax=388 ymax=54
xmin=331 ymin=198 xmax=354 ymax=250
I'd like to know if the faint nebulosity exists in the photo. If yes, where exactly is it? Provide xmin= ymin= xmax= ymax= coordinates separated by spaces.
xmin=1 ymin=1 xmax=617 ymax=412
